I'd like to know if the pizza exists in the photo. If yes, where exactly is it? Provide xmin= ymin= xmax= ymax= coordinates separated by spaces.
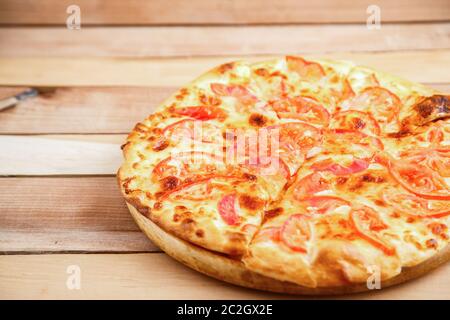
xmin=118 ymin=56 xmax=449 ymax=289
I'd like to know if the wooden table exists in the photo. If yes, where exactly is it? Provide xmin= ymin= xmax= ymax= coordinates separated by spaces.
xmin=0 ymin=0 xmax=449 ymax=300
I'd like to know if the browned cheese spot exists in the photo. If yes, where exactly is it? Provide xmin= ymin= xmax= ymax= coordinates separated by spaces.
xmin=181 ymin=218 xmax=196 ymax=232
xmin=387 ymin=129 xmax=411 ymax=139
xmin=242 ymin=173 xmax=258 ymax=182
xmin=353 ymin=118 xmax=365 ymax=130
xmin=152 ymin=138 xmax=169 ymax=151
xmin=248 ymin=113 xmax=268 ymax=127
xmin=153 ymin=201 xmax=163 ymax=210
xmin=160 ymin=176 xmax=180 ymax=191
xmin=218 ymin=62 xmax=235 ymax=74
xmin=336 ymin=177 xmax=348 ymax=185
xmin=120 ymin=141 xmax=130 ymax=150
xmin=264 ymin=207 xmax=284 ymax=222
xmin=361 ymin=174 xmax=385 ymax=184
xmin=428 ymin=222 xmax=448 ymax=240
xmin=133 ymin=123 xmax=150 ymax=134
xmin=122 ymin=176 xmax=136 ymax=194
xmin=345 ymin=173 xmax=386 ymax=192
xmin=254 ymin=68 xmax=269 ymax=77
xmin=175 ymin=205 xmax=188 ymax=212
xmin=239 ymin=194 xmax=265 ymax=211
xmin=195 ymin=229 xmax=205 ymax=238
xmin=425 ymin=238 xmax=438 ymax=249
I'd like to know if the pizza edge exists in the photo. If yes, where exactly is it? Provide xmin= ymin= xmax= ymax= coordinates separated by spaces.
xmin=117 ymin=56 xmax=449 ymax=289
xmin=128 ymin=202 xmax=450 ymax=294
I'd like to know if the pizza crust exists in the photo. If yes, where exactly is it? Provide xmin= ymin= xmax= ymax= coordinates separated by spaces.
xmin=128 ymin=203 xmax=450 ymax=295
xmin=119 ymin=56 xmax=450 ymax=294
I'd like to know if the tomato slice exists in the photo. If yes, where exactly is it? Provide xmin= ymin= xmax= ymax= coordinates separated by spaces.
xmin=210 ymin=83 xmax=258 ymax=105
xmin=173 ymin=106 xmax=226 ymax=120
xmin=162 ymin=118 xmax=221 ymax=144
xmin=272 ymin=122 xmax=323 ymax=152
xmin=159 ymin=175 xmax=241 ymax=200
xmin=342 ymin=86 xmax=402 ymax=129
xmin=383 ymin=192 xmax=450 ymax=218
xmin=254 ymin=227 xmax=281 ymax=242
xmin=264 ymin=122 xmax=322 ymax=174
xmin=225 ymin=129 xmax=291 ymax=178
xmin=152 ymin=151 xmax=225 ymax=178
xmin=162 ymin=119 xmax=195 ymax=135
xmin=428 ymin=127 xmax=444 ymax=144
xmin=324 ymin=129 xmax=384 ymax=159
xmin=311 ymin=157 xmax=369 ymax=176
xmin=340 ymin=78 xmax=356 ymax=102
xmin=271 ymin=96 xmax=330 ymax=126
xmin=302 ymin=196 xmax=350 ymax=214
xmin=330 ymin=110 xmax=381 ymax=136
xmin=429 ymin=148 xmax=450 ymax=177
xmin=218 ymin=194 xmax=240 ymax=225
xmin=244 ymin=155 xmax=291 ymax=179
xmin=286 ymin=56 xmax=326 ymax=81
xmin=293 ymin=172 xmax=330 ymax=200
xmin=385 ymin=157 xmax=450 ymax=200
xmin=281 ymin=214 xmax=312 ymax=253
xmin=400 ymin=146 xmax=450 ymax=178
xmin=349 ymin=207 xmax=395 ymax=255
xmin=346 ymin=69 xmax=380 ymax=94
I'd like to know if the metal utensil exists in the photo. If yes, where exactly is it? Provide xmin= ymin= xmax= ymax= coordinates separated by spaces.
xmin=0 ymin=88 xmax=39 ymax=111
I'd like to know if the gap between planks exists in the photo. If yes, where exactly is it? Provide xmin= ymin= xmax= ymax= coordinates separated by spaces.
xmin=0 ymin=253 xmax=449 ymax=299
xmin=0 ymin=23 xmax=449 ymax=58
xmin=0 ymin=176 xmax=159 ymax=253
xmin=0 ymin=50 xmax=450 ymax=86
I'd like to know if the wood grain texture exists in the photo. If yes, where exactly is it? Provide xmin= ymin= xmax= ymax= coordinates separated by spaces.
xmin=0 ymin=24 xmax=449 ymax=58
xmin=0 ymin=177 xmax=158 ymax=253
xmin=0 ymin=253 xmax=448 ymax=299
xmin=1 ymin=51 xmax=449 ymax=87
xmin=0 ymin=87 xmax=173 ymax=134
xmin=0 ymin=134 xmax=124 ymax=175
xmin=1 ymin=84 xmax=448 ymax=134
xmin=1 ymin=0 xmax=449 ymax=25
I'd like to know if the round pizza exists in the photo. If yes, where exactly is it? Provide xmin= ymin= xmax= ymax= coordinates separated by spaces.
xmin=118 ymin=56 xmax=449 ymax=290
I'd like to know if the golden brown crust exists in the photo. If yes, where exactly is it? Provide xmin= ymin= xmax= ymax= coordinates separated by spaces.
xmin=400 ymin=94 xmax=450 ymax=131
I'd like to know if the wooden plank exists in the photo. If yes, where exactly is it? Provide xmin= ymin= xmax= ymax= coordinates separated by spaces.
xmin=0 ymin=177 xmax=158 ymax=253
xmin=1 ymin=51 xmax=449 ymax=87
xmin=0 ymin=24 xmax=449 ymax=58
xmin=0 ymin=87 xmax=174 ymax=134
xmin=1 ymin=83 xmax=448 ymax=135
xmin=0 ymin=134 xmax=124 ymax=175
xmin=0 ymin=0 xmax=449 ymax=25
xmin=0 ymin=253 xmax=448 ymax=299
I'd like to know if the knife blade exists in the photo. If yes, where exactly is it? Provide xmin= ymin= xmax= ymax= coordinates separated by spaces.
xmin=0 ymin=88 xmax=39 ymax=111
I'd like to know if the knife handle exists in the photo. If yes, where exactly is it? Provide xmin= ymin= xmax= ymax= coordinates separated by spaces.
xmin=0 ymin=96 xmax=19 ymax=111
